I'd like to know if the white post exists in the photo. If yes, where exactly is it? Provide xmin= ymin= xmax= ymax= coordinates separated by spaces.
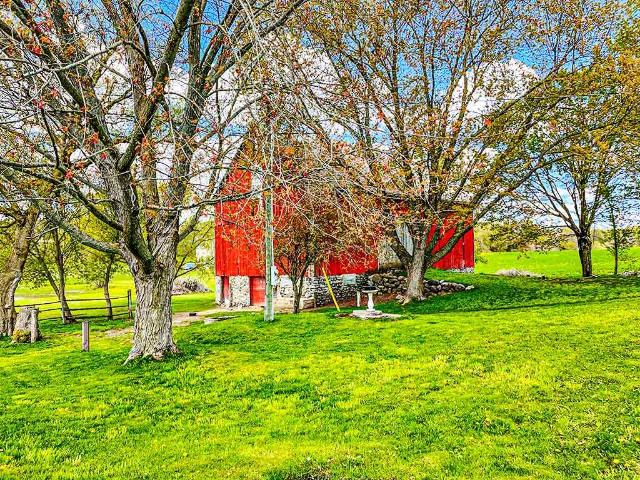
xmin=30 ymin=307 xmax=38 ymax=343
xmin=264 ymin=119 xmax=275 ymax=322
xmin=82 ymin=321 xmax=89 ymax=351
xmin=356 ymin=291 xmax=361 ymax=307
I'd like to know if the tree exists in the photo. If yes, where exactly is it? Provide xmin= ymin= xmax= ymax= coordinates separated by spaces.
xmin=518 ymin=63 xmax=640 ymax=277
xmin=601 ymin=186 xmax=639 ymax=275
xmin=487 ymin=219 xmax=561 ymax=253
xmin=0 ymin=185 xmax=38 ymax=336
xmin=273 ymin=177 xmax=372 ymax=313
xmin=0 ymin=0 xmax=305 ymax=360
xmin=175 ymin=219 xmax=215 ymax=279
xmin=289 ymin=0 xmax=620 ymax=298
xmin=73 ymin=217 xmax=124 ymax=321
xmin=26 ymin=224 xmax=81 ymax=323
xmin=217 ymin=128 xmax=375 ymax=314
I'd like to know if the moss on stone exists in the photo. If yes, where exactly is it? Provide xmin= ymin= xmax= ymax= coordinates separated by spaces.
xmin=11 ymin=329 xmax=30 ymax=343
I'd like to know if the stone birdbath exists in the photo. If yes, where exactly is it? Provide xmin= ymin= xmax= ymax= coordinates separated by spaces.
xmin=351 ymin=285 xmax=400 ymax=319
xmin=362 ymin=285 xmax=379 ymax=312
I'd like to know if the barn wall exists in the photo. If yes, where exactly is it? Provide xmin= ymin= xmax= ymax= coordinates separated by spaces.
xmin=215 ymin=170 xmax=475 ymax=279
xmin=214 ymin=168 xmax=264 ymax=277
xmin=314 ymin=251 xmax=379 ymax=277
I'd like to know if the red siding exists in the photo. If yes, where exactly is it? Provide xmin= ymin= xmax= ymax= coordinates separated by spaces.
xmin=314 ymin=250 xmax=378 ymax=276
xmin=429 ymin=214 xmax=475 ymax=270
xmin=216 ymin=170 xmax=475 ymax=277
xmin=215 ymin=170 xmax=264 ymax=277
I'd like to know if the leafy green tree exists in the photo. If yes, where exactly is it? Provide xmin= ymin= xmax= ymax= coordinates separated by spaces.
xmin=488 ymin=220 xmax=561 ymax=253
xmin=26 ymin=224 xmax=81 ymax=324
xmin=601 ymin=187 xmax=639 ymax=275
xmin=518 ymin=61 xmax=640 ymax=277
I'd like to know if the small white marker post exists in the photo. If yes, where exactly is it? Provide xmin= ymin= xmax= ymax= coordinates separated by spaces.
xmin=82 ymin=321 xmax=89 ymax=351
xmin=30 ymin=308 xmax=38 ymax=343
xmin=356 ymin=291 xmax=361 ymax=307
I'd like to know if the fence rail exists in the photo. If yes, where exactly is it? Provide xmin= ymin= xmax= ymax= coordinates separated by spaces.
xmin=16 ymin=290 xmax=133 ymax=323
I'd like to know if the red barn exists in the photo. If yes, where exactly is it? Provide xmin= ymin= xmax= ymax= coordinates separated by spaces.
xmin=214 ymin=170 xmax=474 ymax=309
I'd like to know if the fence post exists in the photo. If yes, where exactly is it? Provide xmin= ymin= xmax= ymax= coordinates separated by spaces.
xmin=30 ymin=307 xmax=38 ymax=343
xmin=127 ymin=290 xmax=133 ymax=320
xmin=356 ymin=291 xmax=361 ymax=308
xmin=82 ymin=321 xmax=89 ymax=351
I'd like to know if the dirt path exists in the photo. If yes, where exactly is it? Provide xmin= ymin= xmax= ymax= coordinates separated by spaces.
xmin=103 ymin=306 xmax=261 ymax=338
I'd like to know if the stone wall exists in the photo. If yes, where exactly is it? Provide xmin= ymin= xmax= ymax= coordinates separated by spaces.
xmin=448 ymin=267 xmax=475 ymax=274
xmin=219 ymin=276 xmax=250 ymax=307
xmin=369 ymin=269 xmax=473 ymax=295
xmin=273 ymin=273 xmax=369 ymax=310
xmin=309 ymin=274 xmax=369 ymax=307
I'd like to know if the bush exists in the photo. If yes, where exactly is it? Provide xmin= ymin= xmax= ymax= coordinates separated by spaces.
xmin=11 ymin=330 xmax=31 ymax=343
xmin=172 ymin=277 xmax=211 ymax=295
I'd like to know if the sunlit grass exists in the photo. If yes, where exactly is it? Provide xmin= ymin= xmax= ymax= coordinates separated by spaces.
xmin=475 ymin=247 xmax=640 ymax=278
xmin=2 ymin=271 xmax=640 ymax=479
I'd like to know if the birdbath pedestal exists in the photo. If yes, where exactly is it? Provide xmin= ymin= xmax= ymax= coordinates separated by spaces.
xmin=361 ymin=285 xmax=379 ymax=312
xmin=351 ymin=285 xmax=388 ymax=319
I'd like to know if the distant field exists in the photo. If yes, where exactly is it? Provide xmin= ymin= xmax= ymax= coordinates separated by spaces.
xmin=475 ymin=247 xmax=640 ymax=278
xmin=15 ymin=273 xmax=216 ymax=328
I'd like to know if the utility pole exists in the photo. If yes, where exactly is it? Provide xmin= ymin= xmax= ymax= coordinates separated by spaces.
xmin=264 ymin=120 xmax=275 ymax=322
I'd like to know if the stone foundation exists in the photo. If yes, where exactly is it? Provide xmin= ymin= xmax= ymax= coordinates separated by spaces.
xmin=217 ymin=269 xmax=473 ymax=309
xmin=216 ymin=275 xmax=251 ymax=308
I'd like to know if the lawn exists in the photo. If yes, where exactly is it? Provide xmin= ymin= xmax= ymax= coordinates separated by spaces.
xmin=1 ymin=270 xmax=640 ymax=479
xmin=476 ymin=247 xmax=640 ymax=278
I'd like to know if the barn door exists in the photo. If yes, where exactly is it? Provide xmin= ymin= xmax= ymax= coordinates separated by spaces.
xmin=249 ymin=276 xmax=266 ymax=306
xmin=222 ymin=277 xmax=230 ymax=303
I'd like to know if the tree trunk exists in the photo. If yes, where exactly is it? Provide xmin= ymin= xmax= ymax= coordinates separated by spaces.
xmin=404 ymin=233 xmax=428 ymax=300
xmin=122 ymin=223 xmax=179 ymax=362
xmin=292 ymin=276 xmax=303 ymax=314
xmin=104 ymin=255 xmax=114 ymax=321
xmin=610 ymin=208 xmax=619 ymax=276
xmin=0 ymin=212 xmax=38 ymax=337
xmin=577 ymin=233 xmax=593 ymax=277
xmin=53 ymin=229 xmax=75 ymax=324
xmin=126 ymin=265 xmax=178 ymax=361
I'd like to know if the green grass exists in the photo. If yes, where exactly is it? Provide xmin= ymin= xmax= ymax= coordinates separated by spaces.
xmin=2 ymin=269 xmax=640 ymax=479
xmin=476 ymin=247 xmax=640 ymax=278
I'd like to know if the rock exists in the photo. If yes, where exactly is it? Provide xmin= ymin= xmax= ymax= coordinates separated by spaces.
xmin=205 ymin=315 xmax=238 ymax=324
xmin=465 ymin=285 xmax=475 ymax=290
xmin=172 ymin=277 xmax=211 ymax=295
xmin=621 ymin=271 xmax=640 ymax=277
xmin=12 ymin=307 xmax=41 ymax=343
xmin=495 ymin=269 xmax=544 ymax=278
xmin=370 ymin=274 xmax=382 ymax=284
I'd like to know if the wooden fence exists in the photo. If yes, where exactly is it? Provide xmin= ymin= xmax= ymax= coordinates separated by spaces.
xmin=16 ymin=290 xmax=133 ymax=323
